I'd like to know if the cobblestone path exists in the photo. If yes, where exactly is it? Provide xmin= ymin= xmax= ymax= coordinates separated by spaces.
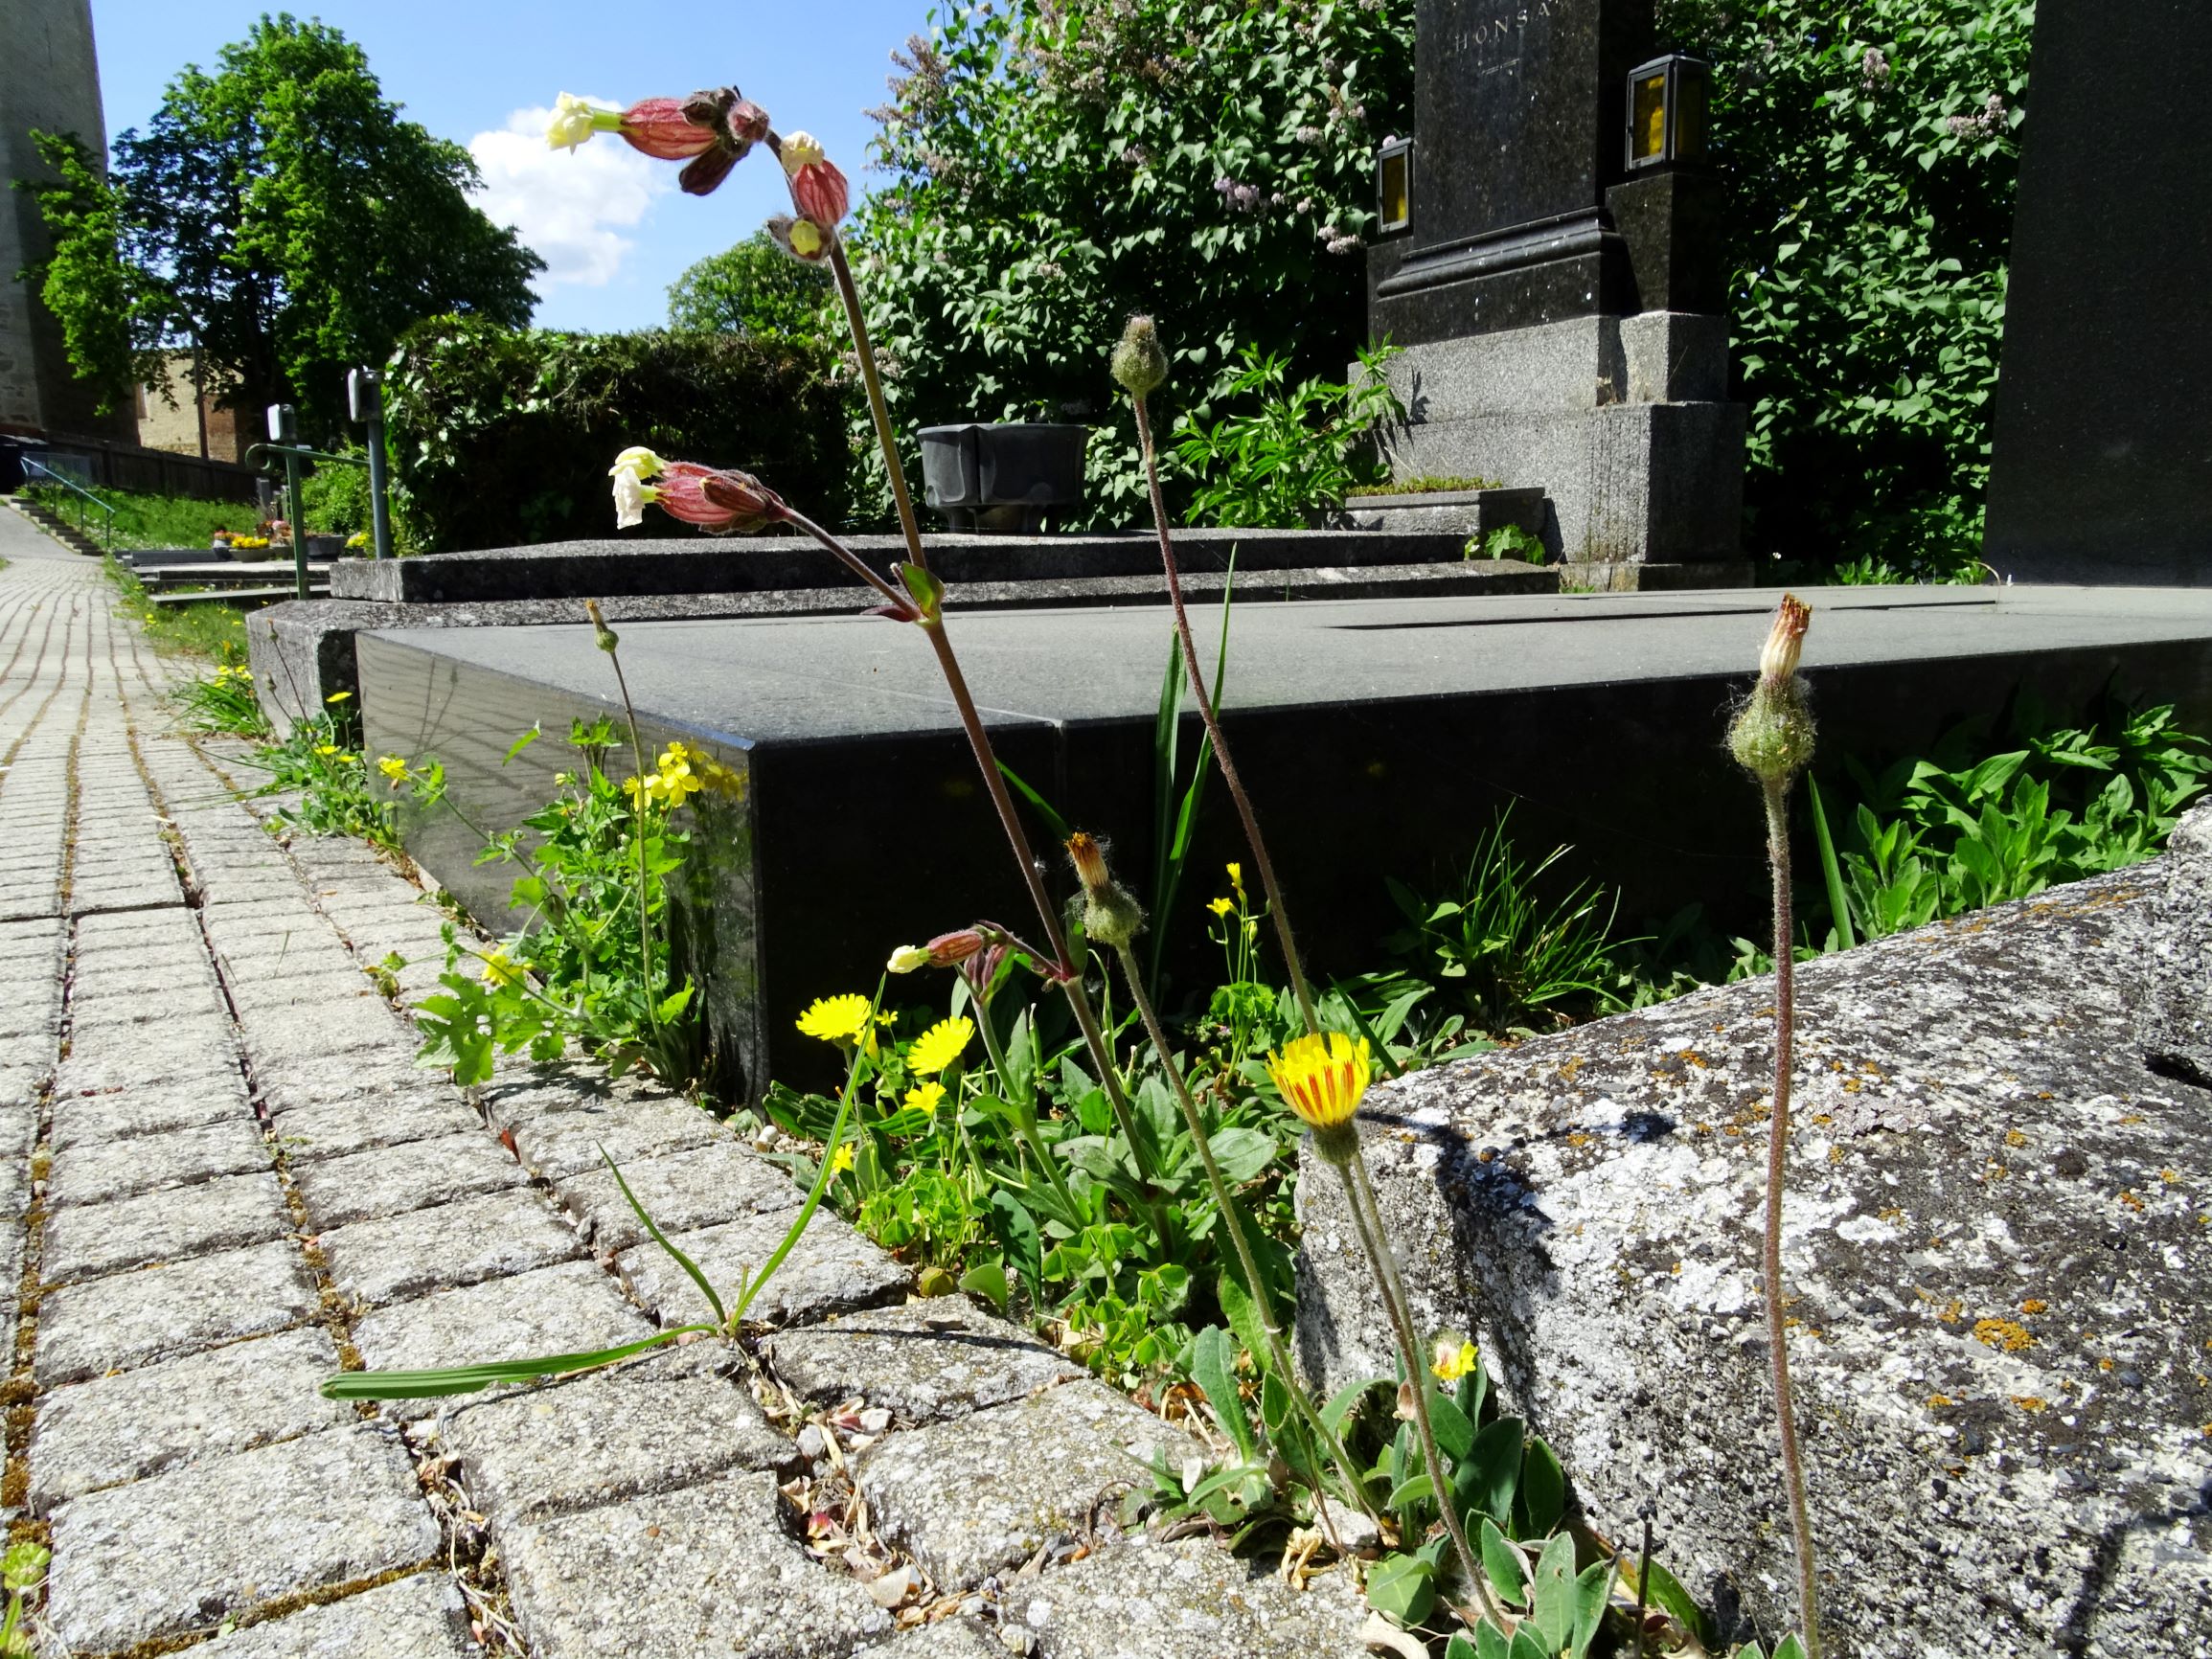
xmin=0 ymin=507 xmax=1369 ymax=1658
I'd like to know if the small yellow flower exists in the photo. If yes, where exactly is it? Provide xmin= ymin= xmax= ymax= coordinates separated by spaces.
xmin=479 ymin=948 xmax=527 ymax=989
xmin=345 ymin=531 xmax=369 ymax=549
xmin=905 ymin=1016 xmax=974 ymax=1077
xmin=376 ymin=755 xmax=408 ymax=784
xmin=1266 ymin=1032 xmax=1371 ymax=1132
xmin=1431 ymin=1336 xmax=1478 ymax=1383
xmin=829 ymin=1141 xmax=855 ymax=1174
xmin=902 ymin=1079 xmax=946 ymax=1117
xmin=313 ymin=742 xmax=339 ymax=758
xmin=1226 ymin=862 xmax=1245 ymax=900
xmin=796 ymin=993 xmax=874 ymax=1044
xmin=326 ymin=691 xmax=353 ymax=703
xmin=1208 ymin=897 xmax=1235 ymax=920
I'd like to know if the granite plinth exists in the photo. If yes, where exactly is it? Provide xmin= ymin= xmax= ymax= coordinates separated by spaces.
xmin=359 ymin=584 xmax=2212 ymax=1100
xmin=1983 ymin=0 xmax=2212 ymax=584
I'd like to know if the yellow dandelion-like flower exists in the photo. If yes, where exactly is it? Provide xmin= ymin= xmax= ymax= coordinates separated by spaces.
xmin=902 ymin=1079 xmax=946 ymax=1117
xmin=1431 ymin=1336 xmax=1478 ymax=1383
xmin=479 ymin=948 xmax=527 ymax=989
xmin=376 ymin=755 xmax=408 ymax=784
xmin=796 ymin=993 xmax=874 ymax=1044
xmin=313 ymin=742 xmax=339 ymax=758
xmin=1207 ymin=897 xmax=1235 ymax=920
xmin=829 ymin=1142 xmax=855 ymax=1174
xmin=1266 ymin=1032 xmax=1371 ymax=1132
xmin=905 ymin=1016 xmax=974 ymax=1077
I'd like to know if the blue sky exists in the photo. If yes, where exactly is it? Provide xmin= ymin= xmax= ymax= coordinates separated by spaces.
xmin=87 ymin=0 xmax=939 ymax=333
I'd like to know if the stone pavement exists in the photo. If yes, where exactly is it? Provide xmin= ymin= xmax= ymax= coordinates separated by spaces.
xmin=0 ymin=507 xmax=1370 ymax=1657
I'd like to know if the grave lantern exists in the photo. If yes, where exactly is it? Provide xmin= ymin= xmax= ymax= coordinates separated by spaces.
xmin=1375 ymin=136 xmax=1413 ymax=236
xmin=1624 ymin=55 xmax=1711 ymax=170
xmin=265 ymin=403 xmax=298 ymax=443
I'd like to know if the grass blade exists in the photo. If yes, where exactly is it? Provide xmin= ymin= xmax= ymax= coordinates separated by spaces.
xmin=320 ymin=1325 xmax=717 ymax=1399
xmin=995 ymin=758 xmax=1072 ymax=844
xmin=603 ymin=1144 xmax=725 ymax=1327
xmin=1807 ymin=774 xmax=1857 ymax=952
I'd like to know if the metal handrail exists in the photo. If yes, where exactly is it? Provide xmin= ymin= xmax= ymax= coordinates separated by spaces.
xmin=19 ymin=456 xmax=118 ymax=553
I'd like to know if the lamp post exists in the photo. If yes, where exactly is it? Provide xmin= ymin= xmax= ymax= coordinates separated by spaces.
xmin=1625 ymin=54 xmax=1712 ymax=171
xmin=266 ymin=403 xmax=309 ymax=601
xmin=348 ymin=368 xmax=393 ymax=561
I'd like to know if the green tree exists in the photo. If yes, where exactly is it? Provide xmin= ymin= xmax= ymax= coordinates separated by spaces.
xmin=1662 ymin=0 xmax=2032 ymax=579
xmin=849 ymin=0 xmax=1415 ymax=527
xmin=667 ymin=230 xmax=834 ymax=349
xmin=21 ymin=13 xmax=541 ymax=433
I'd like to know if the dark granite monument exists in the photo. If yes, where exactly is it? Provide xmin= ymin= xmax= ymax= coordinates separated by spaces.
xmin=1983 ymin=0 xmax=2212 ymax=584
xmin=1368 ymin=0 xmax=1745 ymax=581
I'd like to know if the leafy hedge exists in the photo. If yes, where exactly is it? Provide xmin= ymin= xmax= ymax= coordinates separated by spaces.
xmin=382 ymin=318 xmax=855 ymax=551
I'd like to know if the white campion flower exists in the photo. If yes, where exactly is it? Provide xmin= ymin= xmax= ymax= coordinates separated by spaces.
xmin=780 ymin=130 xmax=827 ymax=175
xmin=545 ymin=92 xmax=608 ymax=153
xmin=610 ymin=464 xmax=653 ymax=530
xmin=886 ymin=944 xmax=932 ymax=974
xmin=608 ymin=445 xmax=666 ymax=481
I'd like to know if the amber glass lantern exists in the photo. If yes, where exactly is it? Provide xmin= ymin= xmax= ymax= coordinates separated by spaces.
xmin=1376 ymin=136 xmax=1413 ymax=235
xmin=1625 ymin=55 xmax=1711 ymax=170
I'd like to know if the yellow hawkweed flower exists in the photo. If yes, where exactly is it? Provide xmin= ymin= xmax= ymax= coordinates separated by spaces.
xmin=902 ymin=1079 xmax=946 ymax=1117
xmin=325 ymin=690 xmax=353 ymax=703
xmin=1207 ymin=897 xmax=1235 ymax=920
xmin=796 ymin=994 xmax=874 ymax=1044
xmin=313 ymin=743 xmax=340 ymax=758
xmin=829 ymin=1141 xmax=855 ymax=1174
xmin=479 ymin=948 xmax=527 ymax=989
xmin=1266 ymin=1033 xmax=1371 ymax=1162
xmin=905 ymin=1016 xmax=974 ymax=1077
xmin=376 ymin=755 xmax=408 ymax=784
xmin=1431 ymin=1335 xmax=1478 ymax=1383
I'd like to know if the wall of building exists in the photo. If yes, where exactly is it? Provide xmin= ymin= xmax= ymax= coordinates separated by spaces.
xmin=0 ymin=0 xmax=136 ymax=443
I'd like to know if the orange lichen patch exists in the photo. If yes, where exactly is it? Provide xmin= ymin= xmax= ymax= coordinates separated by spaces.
xmin=1938 ymin=1299 xmax=1965 ymax=1325
xmin=2120 ymin=1114 xmax=2146 ymax=1125
xmin=2020 ymin=1299 xmax=2049 ymax=1316
xmin=2004 ymin=1129 xmax=2029 ymax=1148
xmin=1693 ymin=1123 xmax=1712 ymax=1135
xmin=2037 ymin=1092 xmax=2055 ymax=1102
xmin=1974 ymin=1318 xmax=2035 ymax=1352
xmin=1828 ymin=1147 xmax=1844 ymax=1164
xmin=2010 ymin=1396 xmax=2048 ymax=1413
xmin=1810 ymin=1113 xmax=1835 ymax=1126
xmin=2098 ymin=1357 xmax=2115 ymax=1372
xmin=1927 ymin=1394 xmax=1955 ymax=1408
xmin=1566 ymin=1132 xmax=1591 ymax=1148
xmin=1879 ymin=1206 xmax=1904 ymax=1222
xmin=1843 ymin=1078 xmax=1863 ymax=1094
xmin=1684 ymin=1052 xmax=1710 ymax=1069
xmin=2119 ymin=1190 xmax=2145 ymax=1212
xmin=2160 ymin=1169 xmax=2180 ymax=1184
xmin=1556 ymin=1057 xmax=1585 ymax=1081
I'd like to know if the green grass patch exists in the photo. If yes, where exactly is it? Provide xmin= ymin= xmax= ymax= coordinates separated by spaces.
xmin=102 ymin=555 xmax=249 ymax=660
xmin=1345 ymin=474 xmax=1501 ymax=497
xmin=26 ymin=481 xmax=262 ymax=553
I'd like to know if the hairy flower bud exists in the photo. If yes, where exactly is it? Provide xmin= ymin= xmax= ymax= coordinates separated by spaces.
xmin=1066 ymin=832 xmax=1146 ymax=948
xmin=583 ymin=599 xmax=620 ymax=654
xmin=610 ymin=451 xmax=788 ymax=535
xmin=790 ymin=156 xmax=852 ymax=229
xmin=1729 ymin=594 xmax=1816 ymax=784
xmin=1110 ymin=314 xmax=1169 ymax=398
xmin=926 ymin=928 xmax=986 ymax=967
xmin=766 ymin=215 xmax=834 ymax=263
xmin=618 ymin=96 xmax=718 ymax=161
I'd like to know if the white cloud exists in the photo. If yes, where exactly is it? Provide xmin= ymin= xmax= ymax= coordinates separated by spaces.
xmin=469 ymin=102 xmax=669 ymax=291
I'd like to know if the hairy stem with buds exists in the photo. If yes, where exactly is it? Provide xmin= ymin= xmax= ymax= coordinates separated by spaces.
xmin=1763 ymin=778 xmax=1824 ymax=1659
xmin=1130 ymin=393 xmax=1319 ymax=1035
xmin=599 ymin=637 xmax=660 ymax=1034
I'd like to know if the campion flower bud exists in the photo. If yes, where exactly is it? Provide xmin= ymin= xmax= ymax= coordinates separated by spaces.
xmin=1111 ymin=315 xmax=1169 ymax=398
xmin=790 ymin=156 xmax=852 ymax=230
xmin=1265 ymin=1031 xmax=1371 ymax=1165
xmin=926 ymin=929 xmax=986 ymax=967
xmin=583 ymin=599 xmax=620 ymax=654
xmin=767 ymin=215 xmax=833 ymax=263
xmin=618 ymin=96 xmax=719 ymax=161
xmin=609 ymin=449 xmax=789 ymax=535
xmin=1065 ymin=832 xmax=1145 ymax=949
xmin=780 ymin=131 xmax=828 ymax=173
xmin=1729 ymin=594 xmax=1816 ymax=784
xmin=886 ymin=944 xmax=932 ymax=974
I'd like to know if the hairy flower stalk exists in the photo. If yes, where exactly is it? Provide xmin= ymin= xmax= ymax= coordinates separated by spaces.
xmin=585 ymin=599 xmax=660 ymax=1035
xmin=1275 ymin=1033 xmax=1501 ymax=1624
xmin=1727 ymin=594 xmax=1824 ymax=1659
xmin=1114 ymin=316 xmax=1320 ymax=1034
xmin=1075 ymin=839 xmax=1380 ymax=1539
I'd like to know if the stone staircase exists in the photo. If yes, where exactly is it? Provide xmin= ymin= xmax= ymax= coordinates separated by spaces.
xmin=5 ymin=494 xmax=106 ymax=557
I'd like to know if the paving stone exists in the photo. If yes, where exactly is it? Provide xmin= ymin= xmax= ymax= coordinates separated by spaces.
xmin=764 ymin=1298 xmax=1083 ymax=1426
xmin=54 ymin=1034 xmax=240 ymax=1095
xmin=291 ymin=1133 xmax=523 ymax=1230
xmin=45 ymin=1426 xmax=441 ymax=1651
xmin=34 ymin=1239 xmax=319 ymax=1386
xmin=50 ymin=1074 xmax=253 ymax=1148
xmin=0 ymin=1156 xmax=26 ymax=1221
xmin=43 ymin=1170 xmax=291 ymax=1286
xmin=442 ymin=1351 xmax=793 ymax=1524
xmin=259 ymin=1052 xmax=447 ymax=1117
xmin=237 ymin=996 xmax=409 ymax=1066
xmin=227 ymin=971 xmax=381 ymax=1015
xmin=30 ymin=1326 xmax=352 ymax=1511
xmin=0 ymin=1066 xmax=43 ymax=1107
xmin=0 ymin=982 xmax=60 ymax=1039
xmin=349 ymin=1260 xmax=655 ymax=1421
xmin=320 ymin=1188 xmax=582 ymax=1307
xmin=64 ymin=985 xmax=219 ymax=1033
xmin=554 ymin=1143 xmax=798 ymax=1252
xmin=46 ymin=1116 xmax=270 ymax=1208
xmin=855 ymin=1381 xmax=1196 ymax=1592
xmin=63 ymin=961 xmax=217 ymax=1003
xmin=276 ymin=1093 xmax=485 ymax=1163
xmin=497 ymin=1472 xmax=895 ymax=1658
xmin=0 ymin=1032 xmax=55 ymax=1073
xmin=201 ymin=1572 xmax=480 ymax=1657
xmin=617 ymin=1207 xmax=908 ymax=1329
xmin=857 ymin=1619 xmax=1007 ymax=1658
xmin=1005 ymin=1529 xmax=1371 ymax=1659
xmin=487 ymin=1070 xmax=725 ymax=1179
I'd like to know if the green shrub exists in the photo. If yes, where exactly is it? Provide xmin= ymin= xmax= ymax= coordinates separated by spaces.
xmin=1662 ymin=0 xmax=2032 ymax=579
xmin=849 ymin=0 xmax=1416 ymax=529
xmin=667 ymin=230 xmax=837 ymax=350
xmin=1171 ymin=344 xmax=1402 ymax=528
xmin=381 ymin=317 xmax=855 ymax=551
